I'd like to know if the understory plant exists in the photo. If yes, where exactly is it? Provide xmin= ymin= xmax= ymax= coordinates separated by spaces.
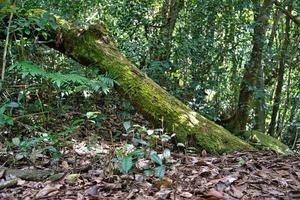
xmin=114 ymin=122 xmax=179 ymax=178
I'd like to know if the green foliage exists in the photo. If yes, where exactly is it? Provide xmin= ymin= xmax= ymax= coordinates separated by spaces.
xmin=150 ymin=151 xmax=162 ymax=165
xmin=0 ymin=101 xmax=19 ymax=126
xmin=8 ymin=119 xmax=84 ymax=163
xmin=119 ymin=156 xmax=133 ymax=174
xmin=11 ymin=61 xmax=116 ymax=94
xmin=114 ymin=122 xmax=178 ymax=178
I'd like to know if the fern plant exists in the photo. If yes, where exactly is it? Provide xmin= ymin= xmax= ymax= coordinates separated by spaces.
xmin=10 ymin=61 xmax=117 ymax=94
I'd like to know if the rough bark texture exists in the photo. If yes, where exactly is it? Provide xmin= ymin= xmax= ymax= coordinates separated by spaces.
xmin=22 ymin=9 xmax=253 ymax=154
xmin=229 ymin=0 xmax=273 ymax=132
xmin=254 ymin=65 xmax=266 ymax=132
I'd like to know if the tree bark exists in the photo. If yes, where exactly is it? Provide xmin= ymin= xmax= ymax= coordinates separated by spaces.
xmin=254 ymin=61 xmax=266 ymax=132
xmin=278 ymin=64 xmax=292 ymax=137
xmin=17 ymin=9 xmax=252 ymax=154
xmin=268 ymin=5 xmax=291 ymax=137
xmin=229 ymin=0 xmax=273 ymax=133
xmin=151 ymin=0 xmax=184 ymax=62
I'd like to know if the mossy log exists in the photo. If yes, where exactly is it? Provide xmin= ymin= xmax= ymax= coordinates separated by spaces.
xmin=6 ymin=10 xmax=253 ymax=153
xmin=1 ymin=167 xmax=52 ymax=181
xmin=240 ymin=131 xmax=290 ymax=154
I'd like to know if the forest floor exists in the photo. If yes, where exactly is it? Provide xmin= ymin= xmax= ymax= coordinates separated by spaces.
xmin=0 ymin=97 xmax=299 ymax=200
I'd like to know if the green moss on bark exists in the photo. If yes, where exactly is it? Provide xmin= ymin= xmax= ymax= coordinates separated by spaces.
xmin=240 ymin=131 xmax=290 ymax=154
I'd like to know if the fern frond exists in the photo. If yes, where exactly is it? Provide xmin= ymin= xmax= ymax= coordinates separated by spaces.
xmin=11 ymin=61 xmax=116 ymax=94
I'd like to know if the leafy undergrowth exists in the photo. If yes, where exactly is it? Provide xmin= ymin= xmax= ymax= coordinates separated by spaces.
xmin=0 ymin=97 xmax=299 ymax=199
xmin=0 ymin=148 xmax=300 ymax=200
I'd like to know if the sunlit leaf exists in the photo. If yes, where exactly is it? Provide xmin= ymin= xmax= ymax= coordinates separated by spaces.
xmin=150 ymin=151 xmax=162 ymax=165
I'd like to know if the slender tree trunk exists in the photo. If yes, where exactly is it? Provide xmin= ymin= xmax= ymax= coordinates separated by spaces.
xmin=268 ymin=9 xmax=281 ymax=49
xmin=254 ymin=64 xmax=266 ymax=132
xmin=229 ymin=0 xmax=273 ymax=132
xmin=254 ymin=8 xmax=282 ymax=132
xmin=268 ymin=6 xmax=291 ymax=137
xmin=151 ymin=0 xmax=184 ymax=62
xmin=286 ymin=96 xmax=299 ymax=145
xmin=277 ymin=65 xmax=291 ymax=137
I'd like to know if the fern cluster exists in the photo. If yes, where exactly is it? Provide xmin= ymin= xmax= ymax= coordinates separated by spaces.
xmin=10 ymin=61 xmax=117 ymax=94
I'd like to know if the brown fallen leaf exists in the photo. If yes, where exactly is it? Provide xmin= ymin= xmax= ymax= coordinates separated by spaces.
xmin=35 ymin=184 xmax=59 ymax=198
xmin=231 ymin=186 xmax=244 ymax=198
xmin=256 ymin=170 xmax=268 ymax=179
xmin=61 ymin=161 xmax=69 ymax=170
xmin=268 ymin=189 xmax=285 ymax=196
xmin=203 ymin=189 xmax=224 ymax=200
xmin=154 ymin=177 xmax=173 ymax=188
xmin=85 ymin=185 xmax=98 ymax=196
xmin=154 ymin=188 xmax=172 ymax=199
xmin=65 ymin=174 xmax=80 ymax=184
xmin=180 ymin=191 xmax=193 ymax=198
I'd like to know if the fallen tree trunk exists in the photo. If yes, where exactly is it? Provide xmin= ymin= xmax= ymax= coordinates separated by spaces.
xmin=6 ymin=9 xmax=253 ymax=153
xmin=240 ymin=131 xmax=290 ymax=154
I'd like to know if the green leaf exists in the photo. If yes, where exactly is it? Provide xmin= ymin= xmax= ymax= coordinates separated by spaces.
xmin=155 ymin=165 xmax=165 ymax=178
xmin=120 ymin=156 xmax=133 ymax=173
xmin=144 ymin=170 xmax=153 ymax=176
xmin=0 ymin=114 xmax=14 ymax=125
xmin=12 ymin=137 xmax=20 ymax=146
xmin=146 ymin=129 xmax=154 ymax=135
xmin=49 ymin=16 xmax=58 ymax=30
xmin=6 ymin=102 xmax=19 ymax=108
xmin=132 ymin=138 xmax=149 ymax=146
xmin=123 ymin=121 xmax=131 ymax=131
xmin=150 ymin=151 xmax=162 ymax=165
xmin=238 ymin=159 xmax=246 ymax=166
xmin=42 ymin=31 xmax=48 ymax=39
xmin=163 ymin=148 xmax=171 ymax=159
xmin=161 ymin=134 xmax=171 ymax=142
xmin=129 ymin=148 xmax=144 ymax=157
xmin=177 ymin=143 xmax=185 ymax=148
xmin=86 ymin=111 xmax=101 ymax=119
xmin=0 ymin=106 xmax=6 ymax=114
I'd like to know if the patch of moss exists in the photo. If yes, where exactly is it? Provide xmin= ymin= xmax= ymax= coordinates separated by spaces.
xmin=240 ymin=131 xmax=290 ymax=154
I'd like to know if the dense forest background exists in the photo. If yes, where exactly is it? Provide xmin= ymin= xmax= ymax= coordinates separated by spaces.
xmin=2 ymin=0 xmax=299 ymax=147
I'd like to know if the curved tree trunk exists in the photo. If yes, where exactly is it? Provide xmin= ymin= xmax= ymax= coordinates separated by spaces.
xmin=18 ymin=10 xmax=253 ymax=154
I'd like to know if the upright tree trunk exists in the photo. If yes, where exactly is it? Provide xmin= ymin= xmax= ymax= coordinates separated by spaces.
xmin=254 ymin=9 xmax=281 ymax=131
xmin=268 ymin=6 xmax=291 ymax=137
xmin=18 ymin=9 xmax=252 ymax=154
xmin=286 ymin=96 xmax=299 ymax=145
xmin=151 ymin=0 xmax=184 ymax=62
xmin=278 ymin=64 xmax=292 ymax=137
xmin=254 ymin=65 xmax=266 ymax=132
xmin=229 ymin=0 xmax=273 ymax=132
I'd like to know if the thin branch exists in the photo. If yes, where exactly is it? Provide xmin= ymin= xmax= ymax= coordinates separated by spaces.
xmin=1 ymin=8 xmax=14 ymax=81
xmin=274 ymin=0 xmax=300 ymax=27
xmin=13 ymin=111 xmax=50 ymax=120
